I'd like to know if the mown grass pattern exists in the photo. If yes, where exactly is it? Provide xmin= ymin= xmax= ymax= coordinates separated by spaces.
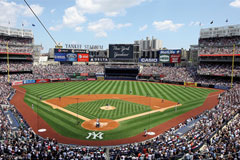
xmin=22 ymin=81 xmax=217 ymax=140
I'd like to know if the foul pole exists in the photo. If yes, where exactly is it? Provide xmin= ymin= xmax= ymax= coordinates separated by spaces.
xmin=230 ymin=44 xmax=235 ymax=89
xmin=7 ymin=41 xmax=10 ymax=83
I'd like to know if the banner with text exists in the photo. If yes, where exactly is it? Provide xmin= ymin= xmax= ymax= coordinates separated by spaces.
xmin=139 ymin=58 xmax=158 ymax=63
xmin=159 ymin=54 xmax=170 ymax=63
xmin=109 ymin=44 xmax=133 ymax=59
xmin=78 ymin=53 xmax=89 ymax=62
xmin=89 ymin=57 xmax=109 ymax=62
xmin=36 ymin=79 xmax=50 ymax=83
xmin=170 ymin=54 xmax=181 ymax=63
xmin=159 ymin=49 xmax=182 ymax=54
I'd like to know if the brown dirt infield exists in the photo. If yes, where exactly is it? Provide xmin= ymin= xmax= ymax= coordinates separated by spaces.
xmin=43 ymin=94 xmax=179 ymax=131
xmin=45 ymin=94 xmax=177 ymax=110
xmin=82 ymin=119 xmax=119 ymax=131
xmin=11 ymin=85 xmax=224 ymax=146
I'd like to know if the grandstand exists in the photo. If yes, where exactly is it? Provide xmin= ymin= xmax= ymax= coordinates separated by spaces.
xmin=0 ymin=23 xmax=240 ymax=159
xmin=197 ymin=24 xmax=240 ymax=89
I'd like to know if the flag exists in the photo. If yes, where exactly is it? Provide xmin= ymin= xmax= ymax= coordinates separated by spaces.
xmin=8 ymin=21 xmax=10 ymax=25
xmin=226 ymin=19 xmax=228 ymax=23
xmin=22 ymin=23 xmax=24 ymax=27
xmin=210 ymin=20 xmax=213 ymax=24
xmin=199 ymin=22 xmax=202 ymax=26
xmin=32 ymin=24 xmax=35 ymax=27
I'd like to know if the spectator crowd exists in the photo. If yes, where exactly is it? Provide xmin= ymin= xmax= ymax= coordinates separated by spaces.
xmin=0 ymin=36 xmax=33 ymax=54
xmin=140 ymin=66 xmax=196 ymax=82
xmin=0 ymin=63 xmax=240 ymax=159
xmin=199 ymin=36 xmax=240 ymax=55
xmin=198 ymin=63 xmax=240 ymax=77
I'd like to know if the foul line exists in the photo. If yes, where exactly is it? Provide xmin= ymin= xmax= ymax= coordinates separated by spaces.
xmin=42 ymin=101 xmax=90 ymax=121
xmin=115 ymin=104 xmax=182 ymax=122
xmin=42 ymin=100 xmax=181 ymax=123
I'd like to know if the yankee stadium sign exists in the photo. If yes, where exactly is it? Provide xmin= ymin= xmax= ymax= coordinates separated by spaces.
xmin=65 ymin=44 xmax=104 ymax=50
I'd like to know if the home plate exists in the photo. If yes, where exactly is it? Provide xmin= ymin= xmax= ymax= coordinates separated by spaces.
xmin=38 ymin=128 xmax=47 ymax=132
xmin=147 ymin=132 xmax=155 ymax=136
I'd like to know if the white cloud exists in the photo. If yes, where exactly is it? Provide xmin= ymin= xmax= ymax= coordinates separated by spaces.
xmin=153 ymin=20 xmax=184 ymax=32
xmin=116 ymin=23 xmax=132 ymax=28
xmin=189 ymin=21 xmax=201 ymax=26
xmin=49 ymin=25 xmax=63 ymax=31
xmin=75 ymin=26 xmax=83 ymax=32
xmin=88 ymin=18 xmax=131 ymax=37
xmin=23 ymin=4 xmax=44 ymax=17
xmin=230 ymin=0 xmax=240 ymax=8
xmin=63 ymin=6 xmax=86 ymax=27
xmin=139 ymin=24 xmax=148 ymax=31
xmin=0 ymin=0 xmax=44 ymax=27
xmin=50 ymin=9 xmax=56 ymax=14
xmin=75 ymin=0 xmax=147 ymax=16
xmin=57 ymin=0 xmax=148 ymax=31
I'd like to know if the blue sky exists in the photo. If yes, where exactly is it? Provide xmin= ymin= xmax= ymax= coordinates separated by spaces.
xmin=1 ymin=0 xmax=240 ymax=52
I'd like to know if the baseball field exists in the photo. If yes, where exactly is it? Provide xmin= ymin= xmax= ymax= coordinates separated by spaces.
xmin=12 ymin=80 xmax=221 ymax=145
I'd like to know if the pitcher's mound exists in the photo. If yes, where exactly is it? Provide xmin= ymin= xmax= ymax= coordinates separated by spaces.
xmin=82 ymin=119 xmax=119 ymax=131
xmin=100 ymin=106 xmax=116 ymax=110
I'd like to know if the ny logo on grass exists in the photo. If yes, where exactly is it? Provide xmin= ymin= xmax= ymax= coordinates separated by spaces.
xmin=86 ymin=132 xmax=104 ymax=140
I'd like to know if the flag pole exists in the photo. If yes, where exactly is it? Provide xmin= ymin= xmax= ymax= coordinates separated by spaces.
xmin=230 ymin=44 xmax=235 ymax=88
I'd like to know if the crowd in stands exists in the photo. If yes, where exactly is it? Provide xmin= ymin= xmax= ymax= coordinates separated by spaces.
xmin=109 ymin=85 xmax=240 ymax=159
xmin=0 ymin=63 xmax=240 ymax=159
xmin=198 ymin=63 xmax=240 ymax=77
xmin=0 ymin=46 xmax=33 ymax=54
xmin=0 ymin=36 xmax=33 ymax=54
xmin=0 ymin=37 xmax=33 ymax=46
xmin=140 ymin=66 xmax=195 ymax=82
xmin=198 ymin=46 xmax=240 ymax=55
xmin=0 ymin=61 xmax=33 ymax=72
xmin=199 ymin=36 xmax=240 ymax=55
xmin=0 ymin=105 xmax=107 ymax=159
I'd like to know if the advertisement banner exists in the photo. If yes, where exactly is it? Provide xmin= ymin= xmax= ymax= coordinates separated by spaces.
xmin=170 ymin=54 xmax=181 ymax=63
xmin=54 ymin=48 xmax=88 ymax=54
xmin=81 ymin=73 xmax=88 ymax=76
xmin=89 ymin=57 xmax=109 ymax=62
xmin=139 ymin=58 xmax=159 ymax=63
xmin=159 ymin=49 xmax=182 ymax=54
xmin=109 ymin=44 xmax=134 ymax=59
xmin=54 ymin=53 xmax=66 ymax=61
xmin=159 ymin=54 xmax=170 ymax=63
xmin=184 ymin=82 xmax=197 ymax=87
xmin=87 ymin=78 xmax=96 ymax=81
xmin=23 ymin=79 xmax=36 ymax=84
xmin=77 ymin=53 xmax=89 ymax=62
xmin=12 ymin=81 xmax=23 ymax=86
xmin=97 ymin=77 xmax=104 ymax=81
xmin=66 ymin=53 xmax=77 ymax=61
xmin=214 ymin=85 xmax=230 ymax=90
xmin=36 ymin=79 xmax=50 ymax=83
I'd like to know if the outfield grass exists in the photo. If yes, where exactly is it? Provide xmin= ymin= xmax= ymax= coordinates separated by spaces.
xmin=22 ymin=80 xmax=217 ymax=140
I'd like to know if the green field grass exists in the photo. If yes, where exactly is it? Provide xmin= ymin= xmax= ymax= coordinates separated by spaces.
xmin=21 ymin=80 xmax=217 ymax=141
